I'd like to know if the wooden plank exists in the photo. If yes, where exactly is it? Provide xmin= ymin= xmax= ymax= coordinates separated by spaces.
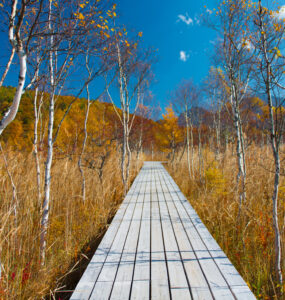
xmin=130 ymin=163 xmax=151 ymax=299
xmin=72 ymin=161 xmax=256 ymax=300
xmin=157 ymin=170 xmax=214 ymax=300
xmin=110 ymin=168 xmax=148 ymax=300
xmin=160 ymin=167 xmax=235 ymax=299
xmin=150 ymin=164 xmax=171 ymax=300
xmin=70 ymin=167 xmax=145 ymax=300
xmin=89 ymin=169 xmax=148 ymax=300
xmin=160 ymin=164 xmax=255 ymax=300
xmin=155 ymin=165 xmax=192 ymax=300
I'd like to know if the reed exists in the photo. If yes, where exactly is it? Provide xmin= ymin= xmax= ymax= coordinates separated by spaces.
xmin=0 ymin=148 xmax=143 ymax=299
xmin=167 ymin=144 xmax=285 ymax=299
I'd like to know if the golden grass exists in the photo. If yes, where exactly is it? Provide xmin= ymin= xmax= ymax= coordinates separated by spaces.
xmin=1 ymin=143 xmax=284 ymax=299
xmin=167 ymin=144 xmax=285 ymax=299
xmin=0 ymin=149 xmax=143 ymax=299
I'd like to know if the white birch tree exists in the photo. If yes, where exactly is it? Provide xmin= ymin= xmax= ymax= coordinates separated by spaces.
xmin=0 ymin=0 xmax=44 ymax=135
xmin=106 ymin=39 xmax=153 ymax=193
xmin=249 ymin=0 xmax=285 ymax=286
xmin=171 ymin=79 xmax=199 ymax=179
xmin=207 ymin=0 xmax=256 ymax=210
xmin=40 ymin=0 xmax=117 ymax=263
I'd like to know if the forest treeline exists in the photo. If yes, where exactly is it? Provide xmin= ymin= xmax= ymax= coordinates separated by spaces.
xmin=0 ymin=0 xmax=284 ymax=299
xmin=0 ymin=85 xmax=278 ymax=156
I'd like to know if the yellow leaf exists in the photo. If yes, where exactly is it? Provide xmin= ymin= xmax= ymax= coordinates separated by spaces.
xmin=138 ymin=31 xmax=143 ymax=37
xmin=77 ymin=13 xmax=85 ymax=20
xmin=276 ymin=49 xmax=282 ymax=57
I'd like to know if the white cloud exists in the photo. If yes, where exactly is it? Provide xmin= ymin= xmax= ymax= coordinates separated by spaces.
xmin=179 ymin=51 xmax=190 ymax=62
xmin=177 ymin=13 xmax=193 ymax=26
xmin=273 ymin=5 xmax=285 ymax=20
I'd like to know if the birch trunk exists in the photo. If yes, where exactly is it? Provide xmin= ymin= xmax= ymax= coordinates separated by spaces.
xmin=190 ymin=122 xmax=194 ymax=177
xmin=0 ymin=1 xmax=27 ymax=136
xmin=0 ymin=48 xmax=15 ymax=88
xmin=40 ymin=1 xmax=54 ymax=264
xmin=126 ymin=130 xmax=131 ymax=188
xmin=121 ymin=123 xmax=127 ymax=194
xmin=33 ymin=88 xmax=43 ymax=209
xmin=198 ymin=124 xmax=204 ymax=182
xmin=125 ymin=103 xmax=131 ymax=189
xmin=231 ymin=83 xmax=246 ymax=213
xmin=272 ymin=148 xmax=282 ymax=285
xmin=116 ymin=43 xmax=128 ymax=193
xmin=78 ymin=84 xmax=91 ymax=202
xmin=137 ymin=117 xmax=143 ymax=160
xmin=185 ymin=111 xmax=192 ymax=179
xmin=261 ymin=20 xmax=283 ymax=281
xmin=0 ymin=50 xmax=26 ymax=135
xmin=40 ymin=92 xmax=54 ymax=264
xmin=178 ymin=137 xmax=187 ymax=162
xmin=78 ymin=54 xmax=92 ymax=202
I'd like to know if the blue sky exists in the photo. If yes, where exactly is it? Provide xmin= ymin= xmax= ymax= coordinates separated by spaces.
xmin=0 ymin=0 xmax=218 ymax=113
xmin=117 ymin=0 xmax=217 ymax=109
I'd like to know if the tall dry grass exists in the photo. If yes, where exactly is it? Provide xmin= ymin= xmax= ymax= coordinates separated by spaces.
xmin=167 ymin=144 xmax=285 ymax=299
xmin=0 ymin=148 xmax=143 ymax=299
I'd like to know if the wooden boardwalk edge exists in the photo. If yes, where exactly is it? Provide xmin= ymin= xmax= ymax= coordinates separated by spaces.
xmin=70 ymin=161 xmax=256 ymax=300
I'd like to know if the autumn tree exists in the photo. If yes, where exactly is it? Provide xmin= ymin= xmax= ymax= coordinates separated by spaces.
xmin=171 ymin=79 xmax=199 ymax=178
xmin=207 ymin=0 xmax=257 ymax=210
xmin=161 ymin=105 xmax=183 ymax=163
xmin=105 ymin=33 xmax=153 ymax=193
xmin=0 ymin=0 xmax=45 ymax=135
xmin=38 ymin=0 xmax=117 ymax=263
xmin=203 ymin=67 xmax=227 ymax=156
xmin=249 ymin=1 xmax=285 ymax=286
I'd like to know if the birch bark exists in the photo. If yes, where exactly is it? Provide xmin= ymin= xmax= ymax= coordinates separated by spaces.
xmin=256 ymin=1 xmax=283 ymax=283
xmin=40 ymin=0 xmax=55 ymax=264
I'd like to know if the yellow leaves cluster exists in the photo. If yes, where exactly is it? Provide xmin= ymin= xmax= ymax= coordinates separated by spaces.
xmin=273 ymin=23 xmax=283 ymax=32
xmin=161 ymin=105 xmax=183 ymax=146
xmin=78 ymin=12 xmax=85 ymax=20
xmin=74 ymin=12 xmax=85 ymax=20
xmin=269 ymin=47 xmax=282 ymax=58
xmin=79 ymin=2 xmax=89 ymax=9
xmin=107 ymin=10 xmax=117 ymax=18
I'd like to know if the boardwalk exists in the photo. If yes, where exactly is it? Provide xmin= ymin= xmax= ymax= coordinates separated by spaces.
xmin=71 ymin=162 xmax=255 ymax=300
